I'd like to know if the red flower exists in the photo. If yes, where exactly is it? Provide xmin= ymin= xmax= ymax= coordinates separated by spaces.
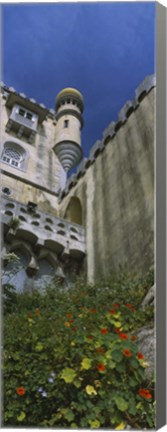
xmin=97 ymin=363 xmax=106 ymax=371
xmin=113 ymin=303 xmax=119 ymax=308
xmin=119 ymin=332 xmax=128 ymax=340
xmin=89 ymin=308 xmax=96 ymax=313
xmin=138 ymin=388 xmax=152 ymax=399
xmin=72 ymin=327 xmax=77 ymax=332
xmin=109 ymin=309 xmax=116 ymax=315
xmin=87 ymin=335 xmax=93 ymax=340
xmin=126 ymin=303 xmax=133 ymax=308
xmin=100 ymin=328 xmax=108 ymax=334
xmin=69 ymin=319 xmax=74 ymax=323
xmin=131 ymin=335 xmax=137 ymax=341
xmin=137 ymin=352 xmax=144 ymax=360
xmin=123 ymin=349 xmax=132 ymax=357
xmin=16 ymin=387 xmax=25 ymax=396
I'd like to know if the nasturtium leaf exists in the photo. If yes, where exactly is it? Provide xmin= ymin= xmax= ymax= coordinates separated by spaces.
xmin=81 ymin=357 xmax=92 ymax=370
xmin=108 ymin=360 xmax=116 ymax=369
xmin=114 ymin=321 xmax=122 ymax=328
xmin=61 ymin=367 xmax=77 ymax=383
xmin=85 ymin=385 xmax=97 ymax=395
xmin=136 ymin=402 xmax=142 ymax=410
xmin=89 ymin=419 xmax=100 ymax=428
xmin=35 ymin=342 xmax=44 ymax=352
xmin=130 ymin=358 xmax=138 ymax=369
xmin=113 ymin=312 xmax=121 ymax=319
xmin=74 ymin=379 xmax=81 ymax=388
xmin=129 ymin=378 xmax=138 ymax=387
xmin=17 ymin=411 xmax=26 ymax=422
xmin=115 ymin=421 xmax=126 ymax=430
xmin=111 ymin=350 xmax=123 ymax=362
xmin=64 ymin=409 xmax=75 ymax=422
xmin=114 ymin=395 xmax=128 ymax=412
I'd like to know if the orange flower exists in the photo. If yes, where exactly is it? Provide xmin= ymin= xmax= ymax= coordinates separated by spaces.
xmin=97 ymin=363 xmax=106 ymax=371
xmin=64 ymin=321 xmax=71 ymax=327
xmin=119 ymin=332 xmax=128 ymax=340
xmin=97 ymin=347 xmax=105 ymax=354
xmin=123 ymin=349 xmax=132 ymax=357
xmin=66 ymin=313 xmax=73 ymax=318
xmin=16 ymin=387 xmax=25 ymax=396
xmin=35 ymin=308 xmax=40 ymax=316
xmin=137 ymin=352 xmax=144 ymax=360
xmin=138 ymin=388 xmax=152 ymax=399
xmin=131 ymin=335 xmax=137 ymax=341
xmin=100 ymin=328 xmax=108 ymax=334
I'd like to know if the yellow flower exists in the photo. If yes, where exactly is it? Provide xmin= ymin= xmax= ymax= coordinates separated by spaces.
xmin=85 ymin=385 xmax=97 ymax=395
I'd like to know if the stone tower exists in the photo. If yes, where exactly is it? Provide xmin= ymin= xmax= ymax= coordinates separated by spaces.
xmin=53 ymin=88 xmax=84 ymax=172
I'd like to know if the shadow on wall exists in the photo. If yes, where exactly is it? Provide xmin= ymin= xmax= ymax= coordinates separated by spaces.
xmin=64 ymin=197 xmax=82 ymax=225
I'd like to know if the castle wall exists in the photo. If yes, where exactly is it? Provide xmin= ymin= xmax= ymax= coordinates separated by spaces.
xmin=60 ymin=88 xmax=155 ymax=281
xmin=0 ymin=92 xmax=66 ymax=214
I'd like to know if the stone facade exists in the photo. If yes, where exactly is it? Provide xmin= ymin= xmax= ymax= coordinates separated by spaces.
xmin=0 ymin=75 xmax=155 ymax=290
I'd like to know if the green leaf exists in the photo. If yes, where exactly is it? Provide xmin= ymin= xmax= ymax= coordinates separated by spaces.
xmin=89 ymin=419 xmax=100 ymax=428
xmin=130 ymin=358 xmax=138 ymax=369
xmin=108 ymin=360 xmax=116 ymax=369
xmin=114 ymin=395 xmax=128 ymax=412
xmin=17 ymin=411 xmax=26 ymax=422
xmin=111 ymin=350 xmax=123 ymax=363
xmin=61 ymin=367 xmax=77 ymax=383
xmin=64 ymin=409 xmax=75 ymax=422
xmin=35 ymin=342 xmax=44 ymax=352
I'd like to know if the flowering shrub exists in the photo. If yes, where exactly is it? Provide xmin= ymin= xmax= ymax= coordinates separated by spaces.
xmin=3 ymin=270 xmax=155 ymax=428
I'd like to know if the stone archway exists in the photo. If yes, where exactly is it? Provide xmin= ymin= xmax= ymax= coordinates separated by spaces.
xmin=64 ymin=197 xmax=82 ymax=225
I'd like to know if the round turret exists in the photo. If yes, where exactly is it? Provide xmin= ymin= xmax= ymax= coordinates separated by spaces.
xmin=53 ymin=87 xmax=84 ymax=172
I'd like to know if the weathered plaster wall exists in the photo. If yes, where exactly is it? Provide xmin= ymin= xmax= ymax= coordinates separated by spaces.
xmin=0 ymin=92 xmax=66 ymax=213
xmin=60 ymin=88 xmax=154 ymax=281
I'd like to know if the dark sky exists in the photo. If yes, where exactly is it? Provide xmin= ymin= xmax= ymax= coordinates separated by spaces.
xmin=2 ymin=2 xmax=155 ymax=158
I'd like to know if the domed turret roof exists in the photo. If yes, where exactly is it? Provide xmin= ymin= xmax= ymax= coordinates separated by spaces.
xmin=56 ymin=87 xmax=84 ymax=111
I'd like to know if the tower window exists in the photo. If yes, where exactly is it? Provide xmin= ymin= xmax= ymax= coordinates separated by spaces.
xmin=64 ymin=120 xmax=69 ymax=128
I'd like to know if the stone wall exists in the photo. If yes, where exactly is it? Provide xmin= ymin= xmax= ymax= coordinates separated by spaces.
xmin=59 ymin=82 xmax=155 ymax=282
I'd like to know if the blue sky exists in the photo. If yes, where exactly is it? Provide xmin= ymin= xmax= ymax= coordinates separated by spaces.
xmin=2 ymin=2 xmax=155 ymax=158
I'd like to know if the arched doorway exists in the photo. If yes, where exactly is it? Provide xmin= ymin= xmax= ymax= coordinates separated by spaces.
xmin=64 ymin=197 xmax=82 ymax=225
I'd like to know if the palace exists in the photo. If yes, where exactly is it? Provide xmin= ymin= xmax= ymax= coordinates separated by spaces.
xmin=0 ymin=75 xmax=155 ymax=291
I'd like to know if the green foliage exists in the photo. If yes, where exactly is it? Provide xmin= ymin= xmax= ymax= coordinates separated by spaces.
xmin=7 ymin=216 xmax=20 ymax=230
xmin=3 ymin=270 xmax=155 ymax=428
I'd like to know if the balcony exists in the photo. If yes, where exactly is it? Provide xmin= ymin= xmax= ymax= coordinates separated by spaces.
xmin=1 ymin=198 xmax=86 ymax=259
xmin=6 ymin=104 xmax=38 ymax=143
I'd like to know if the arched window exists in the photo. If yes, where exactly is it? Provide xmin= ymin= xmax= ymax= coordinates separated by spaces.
xmin=2 ymin=147 xmax=22 ymax=167
xmin=1 ymin=141 xmax=29 ymax=171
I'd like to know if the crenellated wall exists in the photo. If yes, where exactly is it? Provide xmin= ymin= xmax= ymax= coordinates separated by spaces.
xmin=59 ymin=76 xmax=155 ymax=281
